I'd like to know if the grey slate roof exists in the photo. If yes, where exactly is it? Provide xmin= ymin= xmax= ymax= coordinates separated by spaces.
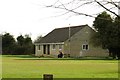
xmin=39 ymin=25 xmax=88 ymax=43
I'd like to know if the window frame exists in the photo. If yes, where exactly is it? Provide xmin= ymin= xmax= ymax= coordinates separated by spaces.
xmin=82 ymin=44 xmax=89 ymax=50
xmin=52 ymin=44 xmax=56 ymax=50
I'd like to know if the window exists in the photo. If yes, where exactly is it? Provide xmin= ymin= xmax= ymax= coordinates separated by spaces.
xmin=38 ymin=45 xmax=41 ymax=50
xmin=52 ymin=44 xmax=56 ymax=50
xmin=82 ymin=44 xmax=89 ymax=50
xmin=59 ymin=45 xmax=62 ymax=49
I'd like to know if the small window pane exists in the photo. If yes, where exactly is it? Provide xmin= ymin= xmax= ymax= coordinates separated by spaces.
xmin=86 ymin=45 xmax=88 ymax=50
xmin=83 ymin=45 xmax=86 ymax=49
xmin=38 ymin=45 xmax=40 ymax=50
xmin=52 ymin=44 xmax=56 ymax=49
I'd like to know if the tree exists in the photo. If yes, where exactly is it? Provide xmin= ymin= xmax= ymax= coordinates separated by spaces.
xmin=16 ymin=34 xmax=34 ymax=55
xmin=93 ymin=11 xmax=113 ymax=47
xmin=17 ymin=35 xmax=25 ymax=46
xmin=93 ymin=11 xmax=120 ymax=59
xmin=24 ymin=34 xmax=32 ymax=45
xmin=2 ymin=33 xmax=34 ymax=55
xmin=24 ymin=35 xmax=34 ymax=54
xmin=2 ymin=33 xmax=16 ymax=54
xmin=46 ymin=0 xmax=119 ymax=18
xmin=108 ymin=16 xmax=120 ymax=59
xmin=94 ymin=0 xmax=120 ymax=18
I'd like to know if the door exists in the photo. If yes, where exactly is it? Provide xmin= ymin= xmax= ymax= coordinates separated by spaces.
xmin=47 ymin=45 xmax=50 ymax=55
xmin=43 ymin=45 xmax=46 ymax=54
xmin=43 ymin=45 xmax=50 ymax=55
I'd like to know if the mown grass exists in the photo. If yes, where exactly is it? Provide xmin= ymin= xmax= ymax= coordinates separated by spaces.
xmin=2 ymin=55 xmax=118 ymax=78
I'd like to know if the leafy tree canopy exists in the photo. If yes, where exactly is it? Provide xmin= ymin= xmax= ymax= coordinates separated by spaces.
xmin=2 ymin=33 xmax=16 ymax=54
xmin=93 ymin=11 xmax=120 ymax=59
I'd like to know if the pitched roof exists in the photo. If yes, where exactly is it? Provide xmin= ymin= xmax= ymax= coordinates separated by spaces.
xmin=39 ymin=25 xmax=88 ymax=43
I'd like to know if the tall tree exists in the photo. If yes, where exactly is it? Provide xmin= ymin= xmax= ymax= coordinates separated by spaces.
xmin=93 ymin=11 xmax=120 ymax=59
xmin=2 ymin=33 xmax=16 ymax=54
xmin=17 ymin=35 xmax=24 ymax=46
xmin=16 ymin=34 xmax=34 ymax=55
xmin=24 ymin=34 xmax=32 ymax=45
xmin=93 ymin=11 xmax=113 ymax=47
xmin=109 ymin=17 xmax=120 ymax=59
xmin=24 ymin=35 xmax=34 ymax=54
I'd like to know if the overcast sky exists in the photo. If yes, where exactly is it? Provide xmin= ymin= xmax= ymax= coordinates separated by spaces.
xmin=0 ymin=0 xmax=117 ymax=40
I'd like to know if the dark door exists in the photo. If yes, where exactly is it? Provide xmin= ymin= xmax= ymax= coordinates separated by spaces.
xmin=43 ymin=45 xmax=46 ymax=54
xmin=47 ymin=45 xmax=50 ymax=55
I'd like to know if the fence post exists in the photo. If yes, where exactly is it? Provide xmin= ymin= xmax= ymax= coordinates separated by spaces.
xmin=43 ymin=74 xmax=53 ymax=80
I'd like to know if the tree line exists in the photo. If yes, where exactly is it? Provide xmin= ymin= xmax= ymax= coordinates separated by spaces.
xmin=2 ymin=33 xmax=35 ymax=55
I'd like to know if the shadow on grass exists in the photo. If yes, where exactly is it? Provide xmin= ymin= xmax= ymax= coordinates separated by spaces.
xmin=2 ymin=55 xmax=116 ymax=61
xmin=16 ymin=57 xmax=114 ymax=61
xmin=2 ymin=55 xmax=37 ymax=58
xmin=1 ymin=78 xmax=119 ymax=80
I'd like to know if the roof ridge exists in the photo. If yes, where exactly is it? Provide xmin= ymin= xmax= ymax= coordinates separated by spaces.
xmin=55 ymin=24 xmax=88 ymax=30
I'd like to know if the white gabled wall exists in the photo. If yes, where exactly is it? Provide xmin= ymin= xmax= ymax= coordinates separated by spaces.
xmin=64 ymin=26 xmax=109 ymax=57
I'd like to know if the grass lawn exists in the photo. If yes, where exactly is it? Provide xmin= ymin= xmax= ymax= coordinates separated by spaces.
xmin=1 ymin=55 xmax=118 ymax=78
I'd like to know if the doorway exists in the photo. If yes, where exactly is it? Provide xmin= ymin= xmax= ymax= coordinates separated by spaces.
xmin=43 ymin=45 xmax=46 ymax=54
xmin=47 ymin=45 xmax=50 ymax=55
xmin=43 ymin=45 xmax=50 ymax=55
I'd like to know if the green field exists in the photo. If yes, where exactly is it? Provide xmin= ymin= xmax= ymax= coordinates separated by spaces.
xmin=1 ymin=55 xmax=118 ymax=78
